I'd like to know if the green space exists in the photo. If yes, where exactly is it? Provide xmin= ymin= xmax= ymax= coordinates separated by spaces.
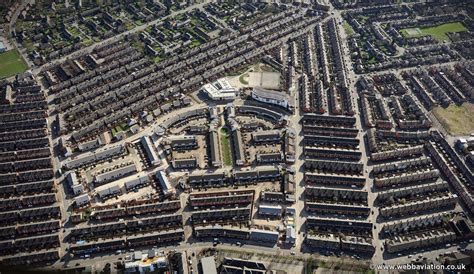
xmin=189 ymin=39 xmax=201 ymax=48
xmin=343 ymin=21 xmax=354 ymax=36
xmin=68 ymin=26 xmax=81 ymax=36
xmin=153 ymin=56 xmax=163 ymax=63
xmin=131 ymin=40 xmax=144 ymax=51
xmin=433 ymin=103 xmax=474 ymax=136
xmin=220 ymin=128 xmax=233 ymax=166
xmin=239 ymin=74 xmax=248 ymax=85
xmin=82 ymin=38 xmax=94 ymax=46
xmin=0 ymin=50 xmax=29 ymax=79
xmin=358 ymin=15 xmax=370 ymax=23
xmin=22 ymin=40 xmax=35 ymax=53
xmin=125 ymin=22 xmax=135 ymax=30
xmin=367 ymin=56 xmax=377 ymax=64
xmin=401 ymin=22 xmax=467 ymax=42
xmin=111 ymin=122 xmax=130 ymax=137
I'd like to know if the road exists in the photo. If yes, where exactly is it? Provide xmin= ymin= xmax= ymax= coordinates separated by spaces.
xmin=51 ymin=237 xmax=366 ymax=272
xmin=331 ymin=6 xmax=382 ymax=263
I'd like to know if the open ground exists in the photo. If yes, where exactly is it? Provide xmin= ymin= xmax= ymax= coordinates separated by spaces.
xmin=433 ymin=103 xmax=474 ymax=136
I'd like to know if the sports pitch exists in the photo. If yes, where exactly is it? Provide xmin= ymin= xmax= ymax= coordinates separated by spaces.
xmin=401 ymin=22 xmax=467 ymax=42
xmin=0 ymin=49 xmax=29 ymax=79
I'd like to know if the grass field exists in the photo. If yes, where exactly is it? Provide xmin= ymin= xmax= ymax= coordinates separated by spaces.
xmin=401 ymin=22 xmax=467 ymax=42
xmin=433 ymin=103 xmax=474 ymax=136
xmin=0 ymin=49 xmax=28 ymax=79
xmin=220 ymin=128 xmax=233 ymax=166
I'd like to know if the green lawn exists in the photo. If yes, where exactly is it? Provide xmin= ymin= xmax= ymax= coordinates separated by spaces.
xmin=153 ymin=56 xmax=163 ymax=63
xmin=358 ymin=15 xmax=369 ymax=23
xmin=68 ymin=27 xmax=81 ymax=36
xmin=239 ymin=74 xmax=248 ymax=85
xmin=82 ymin=38 xmax=94 ymax=46
xmin=401 ymin=22 xmax=467 ymax=42
xmin=367 ymin=56 xmax=377 ymax=64
xmin=0 ymin=49 xmax=29 ymax=79
xmin=189 ymin=39 xmax=201 ymax=48
xmin=343 ymin=21 xmax=354 ymax=36
xmin=220 ymin=128 xmax=233 ymax=166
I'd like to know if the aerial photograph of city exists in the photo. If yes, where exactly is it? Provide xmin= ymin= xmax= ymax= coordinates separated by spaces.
xmin=0 ymin=0 xmax=473 ymax=273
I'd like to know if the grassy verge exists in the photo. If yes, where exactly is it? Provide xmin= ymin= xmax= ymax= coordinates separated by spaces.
xmin=0 ymin=49 xmax=28 ymax=79
xmin=433 ymin=103 xmax=474 ymax=136
xmin=220 ymin=128 xmax=233 ymax=166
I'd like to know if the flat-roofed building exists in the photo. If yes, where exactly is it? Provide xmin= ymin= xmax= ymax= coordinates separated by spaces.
xmin=251 ymin=87 xmax=293 ymax=110
xmin=200 ymin=78 xmax=239 ymax=101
